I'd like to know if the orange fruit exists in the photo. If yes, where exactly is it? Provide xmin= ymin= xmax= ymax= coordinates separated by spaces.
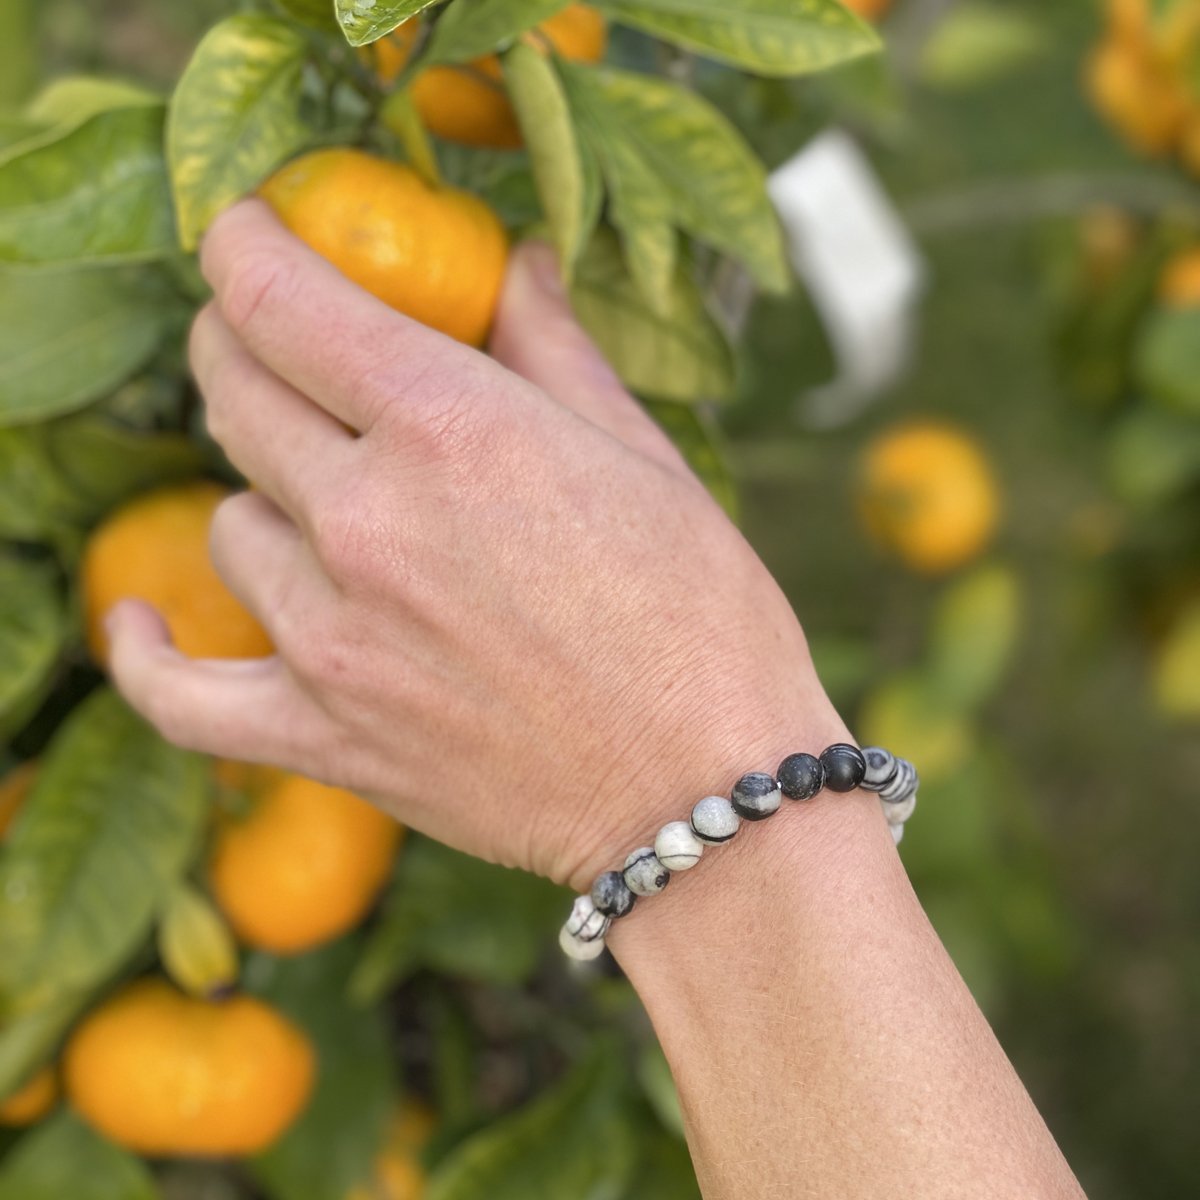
xmin=378 ymin=4 xmax=606 ymax=150
xmin=0 ymin=760 xmax=36 ymax=839
xmin=1158 ymin=246 xmax=1200 ymax=307
xmin=841 ymin=0 xmax=893 ymax=19
xmin=857 ymin=423 xmax=1000 ymax=575
xmin=0 ymin=1065 xmax=58 ymax=1126
xmin=260 ymin=148 xmax=508 ymax=346
xmin=1085 ymin=37 xmax=1190 ymax=156
xmin=344 ymin=1100 xmax=436 ymax=1200
xmin=209 ymin=766 xmax=402 ymax=954
xmin=81 ymin=482 xmax=272 ymax=664
xmin=64 ymin=978 xmax=314 ymax=1156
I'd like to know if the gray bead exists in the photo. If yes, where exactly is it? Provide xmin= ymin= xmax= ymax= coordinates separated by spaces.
xmin=860 ymin=746 xmax=898 ymax=792
xmin=624 ymin=847 xmax=670 ymax=897
xmin=731 ymin=772 xmax=782 ymax=821
xmin=564 ymin=894 xmax=609 ymax=943
xmin=878 ymin=759 xmax=917 ymax=804
xmin=690 ymin=795 xmax=740 ymax=844
xmin=881 ymin=789 xmax=917 ymax=826
xmin=655 ymin=820 xmax=704 ymax=871
xmin=592 ymin=870 xmax=636 ymax=918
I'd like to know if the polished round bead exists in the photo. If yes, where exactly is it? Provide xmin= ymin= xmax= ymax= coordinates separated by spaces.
xmin=655 ymin=820 xmax=704 ymax=871
xmin=560 ymin=923 xmax=607 ymax=961
xmin=591 ymin=870 xmax=636 ymax=918
xmin=690 ymin=795 xmax=740 ymax=844
xmin=881 ymin=790 xmax=917 ymax=826
xmin=730 ymin=772 xmax=782 ymax=821
xmin=860 ymin=746 xmax=898 ymax=792
xmin=777 ymin=752 xmax=824 ymax=800
xmin=624 ymin=847 xmax=670 ymax=897
xmin=891 ymin=822 xmax=905 ymax=846
xmin=819 ymin=743 xmax=866 ymax=792
xmin=878 ymin=758 xmax=917 ymax=804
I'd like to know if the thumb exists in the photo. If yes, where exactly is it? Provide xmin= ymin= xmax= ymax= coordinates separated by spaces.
xmin=489 ymin=241 xmax=684 ymax=472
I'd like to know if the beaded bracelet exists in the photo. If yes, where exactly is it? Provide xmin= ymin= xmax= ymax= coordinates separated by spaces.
xmin=559 ymin=743 xmax=918 ymax=961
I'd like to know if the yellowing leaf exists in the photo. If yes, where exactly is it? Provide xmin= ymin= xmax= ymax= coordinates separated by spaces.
xmin=596 ymin=0 xmax=878 ymax=77
xmin=168 ymin=14 xmax=311 ymax=250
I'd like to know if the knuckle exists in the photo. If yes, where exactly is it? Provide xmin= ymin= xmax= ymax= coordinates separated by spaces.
xmin=400 ymin=362 xmax=503 ymax=465
xmin=218 ymin=249 xmax=298 ymax=335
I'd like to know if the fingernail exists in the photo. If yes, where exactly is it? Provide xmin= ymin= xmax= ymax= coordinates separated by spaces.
xmin=522 ymin=241 xmax=566 ymax=298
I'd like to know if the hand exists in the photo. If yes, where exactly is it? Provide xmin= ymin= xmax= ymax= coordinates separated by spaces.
xmin=107 ymin=201 xmax=847 ymax=889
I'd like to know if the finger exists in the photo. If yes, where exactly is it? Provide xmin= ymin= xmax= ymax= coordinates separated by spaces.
xmin=200 ymin=199 xmax=510 ymax=435
xmin=208 ymin=492 xmax=312 ymax=640
xmin=190 ymin=304 xmax=356 ymax=523
xmin=106 ymin=600 xmax=329 ymax=765
xmin=489 ymin=241 xmax=688 ymax=475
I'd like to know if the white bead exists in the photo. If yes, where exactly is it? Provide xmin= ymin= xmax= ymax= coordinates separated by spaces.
xmin=891 ymin=822 xmax=904 ymax=845
xmin=882 ymin=790 xmax=917 ymax=826
xmin=655 ymin=820 xmax=704 ymax=871
xmin=878 ymin=759 xmax=917 ymax=804
xmin=624 ymin=847 xmax=670 ymax=896
xmin=690 ymin=795 xmax=740 ymax=844
xmin=565 ymin=894 xmax=609 ymax=942
xmin=559 ymin=924 xmax=607 ymax=960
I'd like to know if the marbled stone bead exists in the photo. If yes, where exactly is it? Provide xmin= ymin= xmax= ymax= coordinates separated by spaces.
xmin=881 ymin=790 xmax=917 ymax=826
xmin=777 ymin=752 xmax=824 ymax=800
xmin=860 ymin=746 xmax=898 ymax=792
xmin=690 ymin=795 xmax=740 ymax=844
xmin=559 ymin=895 xmax=609 ymax=961
xmin=591 ymin=870 xmax=636 ymax=918
xmin=891 ymin=822 xmax=905 ymax=846
xmin=878 ymin=758 xmax=917 ymax=804
xmin=819 ymin=743 xmax=867 ymax=792
xmin=730 ymin=772 xmax=782 ymax=821
xmin=624 ymin=847 xmax=670 ymax=897
xmin=655 ymin=820 xmax=704 ymax=871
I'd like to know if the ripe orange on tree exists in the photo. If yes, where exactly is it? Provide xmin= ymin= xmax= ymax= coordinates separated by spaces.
xmin=857 ymin=423 xmax=1000 ymax=575
xmin=64 ymin=978 xmax=314 ymax=1156
xmin=0 ymin=1066 xmax=58 ymax=1127
xmin=345 ymin=1099 xmax=437 ymax=1200
xmin=209 ymin=764 xmax=403 ymax=955
xmin=373 ymin=4 xmax=607 ymax=150
xmin=260 ymin=148 xmax=508 ymax=346
xmin=81 ymin=481 xmax=272 ymax=664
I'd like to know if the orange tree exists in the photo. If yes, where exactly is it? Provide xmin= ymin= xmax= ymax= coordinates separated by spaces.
xmin=0 ymin=1 xmax=880 ymax=1196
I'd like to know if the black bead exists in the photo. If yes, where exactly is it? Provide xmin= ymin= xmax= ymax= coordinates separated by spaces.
xmin=777 ymin=752 xmax=824 ymax=800
xmin=591 ymin=870 xmax=636 ymax=918
xmin=819 ymin=743 xmax=867 ymax=792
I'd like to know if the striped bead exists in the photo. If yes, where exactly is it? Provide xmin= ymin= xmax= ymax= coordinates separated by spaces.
xmin=655 ymin=821 xmax=704 ymax=871
xmin=624 ymin=847 xmax=670 ymax=897
xmin=690 ymin=795 xmax=740 ymax=844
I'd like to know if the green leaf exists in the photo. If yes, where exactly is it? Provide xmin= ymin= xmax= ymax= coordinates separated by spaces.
xmin=168 ymin=15 xmax=311 ymax=251
xmin=1107 ymin=408 xmax=1200 ymax=508
xmin=925 ymin=563 xmax=1021 ymax=710
xmin=0 ymin=267 xmax=169 ymax=426
xmin=427 ymin=1048 xmax=636 ymax=1200
xmin=642 ymin=399 xmax=738 ymax=517
xmin=336 ymin=0 xmax=441 ymax=48
xmin=504 ymin=43 xmax=592 ymax=276
xmin=25 ymin=77 xmax=160 ymax=127
xmin=595 ymin=0 xmax=877 ymax=77
xmin=1134 ymin=306 xmax=1200 ymax=416
xmin=274 ymin=0 xmax=341 ymax=32
xmin=0 ymin=556 xmax=65 ymax=740
xmin=0 ymin=991 xmax=87 ymax=1099
xmin=635 ymin=1043 xmax=684 ymax=1139
xmin=0 ymin=0 xmax=37 ymax=108
xmin=560 ymin=63 xmax=788 ymax=292
xmin=919 ymin=1 xmax=1048 ymax=90
xmin=426 ymin=0 xmax=570 ymax=65
xmin=0 ymin=1112 xmax=159 ymax=1200
xmin=625 ymin=1132 xmax=701 ymax=1200
xmin=0 ymin=106 xmax=175 ymax=266
xmin=248 ymin=938 xmax=396 ymax=1200
xmin=0 ymin=119 xmax=44 ymax=155
xmin=349 ymin=837 xmax=568 ymax=1003
xmin=571 ymin=229 xmax=735 ymax=403
xmin=0 ymin=427 xmax=72 ymax=544
xmin=0 ymin=690 xmax=208 ymax=1016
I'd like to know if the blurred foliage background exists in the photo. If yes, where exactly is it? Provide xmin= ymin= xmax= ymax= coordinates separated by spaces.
xmin=0 ymin=0 xmax=1197 ymax=1198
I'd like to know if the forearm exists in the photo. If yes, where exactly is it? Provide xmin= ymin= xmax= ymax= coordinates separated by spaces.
xmin=610 ymin=763 xmax=1085 ymax=1200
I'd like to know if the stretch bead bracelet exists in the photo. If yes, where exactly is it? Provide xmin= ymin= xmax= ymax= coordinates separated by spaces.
xmin=559 ymin=743 xmax=918 ymax=961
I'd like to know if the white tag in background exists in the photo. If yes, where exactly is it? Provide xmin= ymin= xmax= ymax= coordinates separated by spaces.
xmin=767 ymin=130 xmax=926 ymax=428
